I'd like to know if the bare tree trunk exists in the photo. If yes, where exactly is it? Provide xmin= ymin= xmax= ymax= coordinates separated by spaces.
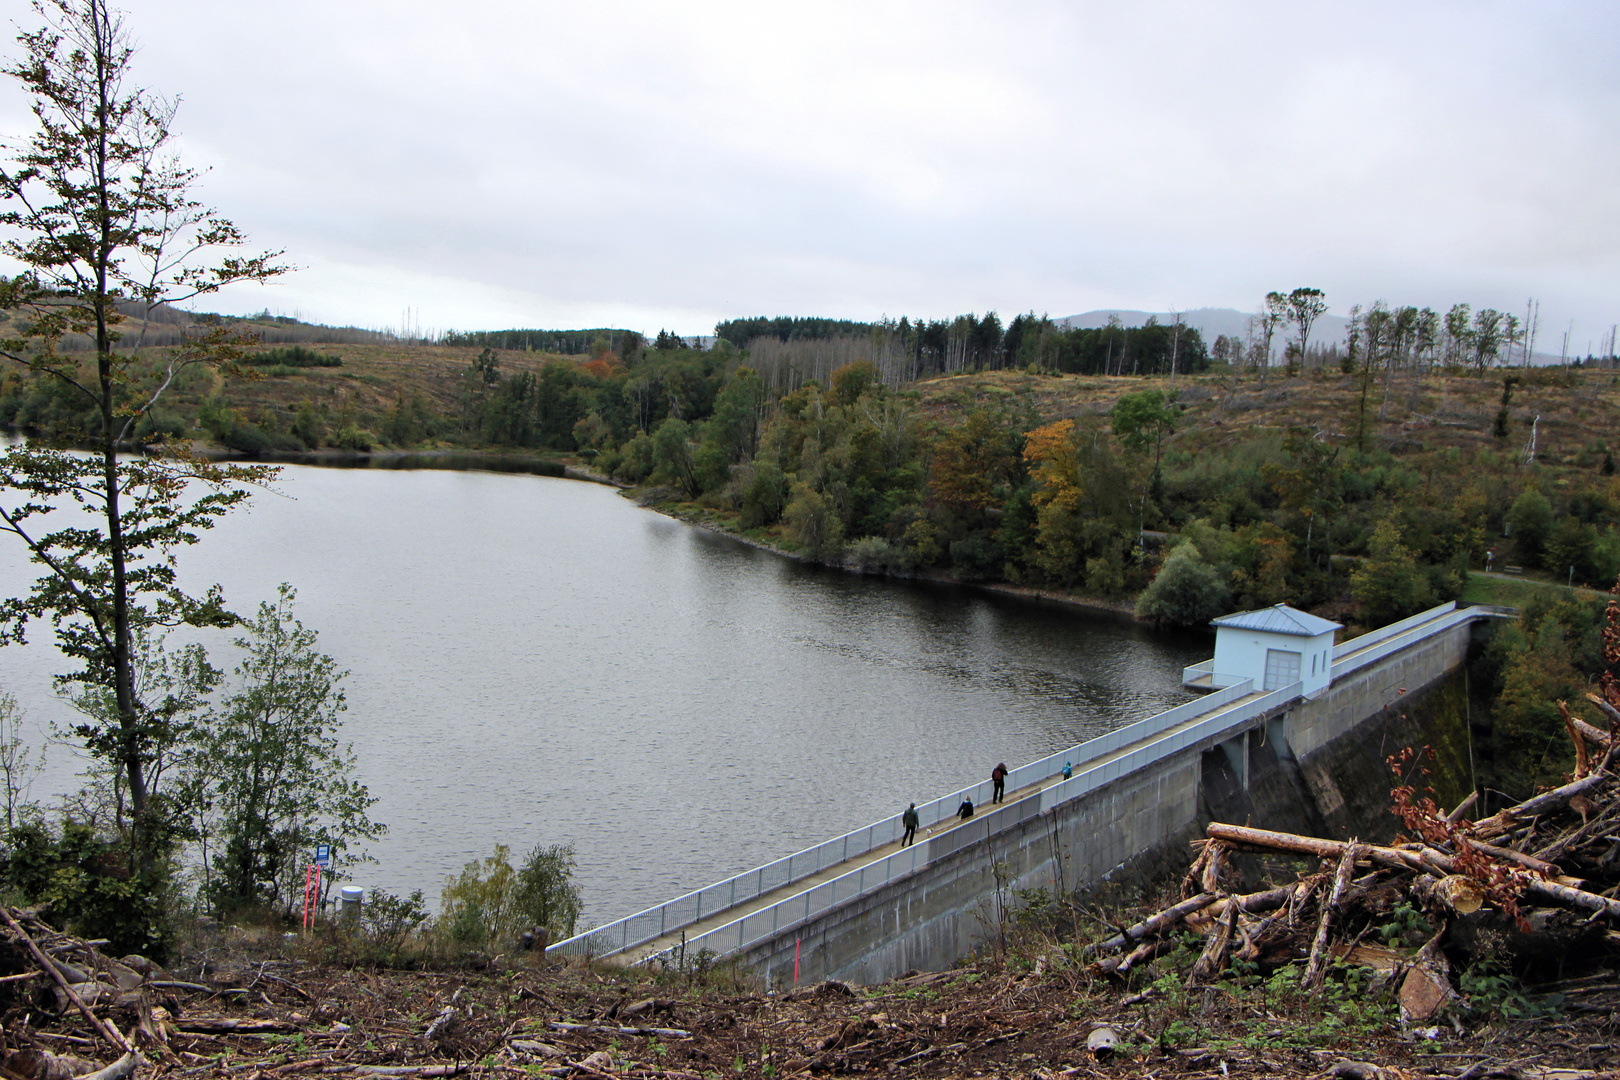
xmin=1168 ymin=311 xmax=1182 ymax=389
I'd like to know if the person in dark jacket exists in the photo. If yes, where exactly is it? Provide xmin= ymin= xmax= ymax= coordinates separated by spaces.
xmin=957 ymin=796 xmax=974 ymax=820
xmin=991 ymin=762 xmax=1008 ymax=803
xmin=901 ymin=803 xmax=920 ymax=846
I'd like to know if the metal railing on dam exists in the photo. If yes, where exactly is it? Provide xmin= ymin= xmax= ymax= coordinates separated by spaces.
xmin=549 ymin=601 xmax=1510 ymax=964
xmin=549 ymin=678 xmax=1281 ymax=961
xmin=1329 ymin=602 xmax=1512 ymax=679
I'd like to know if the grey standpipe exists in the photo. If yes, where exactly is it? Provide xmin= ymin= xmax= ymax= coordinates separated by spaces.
xmin=340 ymin=886 xmax=364 ymax=924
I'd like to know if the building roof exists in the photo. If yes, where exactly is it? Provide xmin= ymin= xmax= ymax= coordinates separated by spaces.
xmin=1210 ymin=604 xmax=1343 ymax=637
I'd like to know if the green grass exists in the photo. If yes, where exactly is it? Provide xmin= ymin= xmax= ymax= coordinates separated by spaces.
xmin=1460 ymin=572 xmax=1607 ymax=608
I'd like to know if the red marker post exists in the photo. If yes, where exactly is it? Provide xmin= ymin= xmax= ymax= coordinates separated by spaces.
xmin=303 ymin=844 xmax=333 ymax=930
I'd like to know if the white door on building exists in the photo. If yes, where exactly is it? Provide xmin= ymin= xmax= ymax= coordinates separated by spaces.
xmin=1264 ymin=649 xmax=1302 ymax=691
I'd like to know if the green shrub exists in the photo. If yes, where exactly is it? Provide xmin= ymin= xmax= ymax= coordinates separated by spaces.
xmin=1459 ymin=960 xmax=1561 ymax=1020
xmin=333 ymin=425 xmax=376 ymax=452
xmin=847 ymin=536 xmax=907 ymax=573
xmin=222 ymin=422 xmax=273 ymax=454
xmin=1 ymin=819 xmax=174 ymax=958
xmin=198 ymin=396 xmax=236 ymax=441
xmin=950 ymin=534 xmax=1003 ymax=581
xmin=614 ymin=432 xmax=657 ymax=484
xmin=784 ymin=482 xmax=843 ymax=559
xmin=134 ymin=407 xmax=188 ymax=442
xmin=738 ymin=460 xmax=788 ymax=529
xmin=361 ymin=888 xmax=430 ymax=953
xmin=1506 ymin=490 xmax=1554 ymax=564
xmin=1136 ymin=543 xmax=1230 ymax=627
xmin=1351 ymin=521 xmax=1436 ymax=625
xmin=246 ymin=346 xmax=343 ymax=368
xmin=437 ymin=841 xmax=582 ymax=950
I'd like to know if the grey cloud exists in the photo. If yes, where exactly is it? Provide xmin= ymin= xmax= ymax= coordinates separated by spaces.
xmin=16 ymin=0 xmax=1612 ymax=339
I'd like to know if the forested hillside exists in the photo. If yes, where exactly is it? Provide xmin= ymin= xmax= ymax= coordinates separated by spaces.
xmin=5 ymin=303 xmax=1618 ymax=795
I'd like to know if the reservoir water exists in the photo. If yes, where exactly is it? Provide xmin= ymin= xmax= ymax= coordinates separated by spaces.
xmin=0 ymin=462 xmax=1206 ymax=924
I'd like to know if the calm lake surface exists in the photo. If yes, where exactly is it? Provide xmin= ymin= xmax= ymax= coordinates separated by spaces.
xmin=1 ymin=463 xmax=1207 ymax=924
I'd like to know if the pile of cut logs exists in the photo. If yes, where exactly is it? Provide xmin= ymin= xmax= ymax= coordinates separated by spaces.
xmin=1088 ymin=685 xmax=1620 ymax=1022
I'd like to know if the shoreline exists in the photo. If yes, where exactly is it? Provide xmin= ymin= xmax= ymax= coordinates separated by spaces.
xmin=14 ymin=428 xmax=1153 ymax=627
xmin=629 ymin=489 xmax=1149 ymax=627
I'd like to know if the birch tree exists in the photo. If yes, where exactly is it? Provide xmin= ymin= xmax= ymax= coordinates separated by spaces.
xmin=0 ymin=0 xmax=286 ymax=859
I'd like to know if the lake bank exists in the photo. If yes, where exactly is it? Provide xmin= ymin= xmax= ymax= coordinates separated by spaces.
xmin=628 ymin=488 xmax=1148 ymax=627
xmin=7 ymin=429 xmax=1160 ymax=627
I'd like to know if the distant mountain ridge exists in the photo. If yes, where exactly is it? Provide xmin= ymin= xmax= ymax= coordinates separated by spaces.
xmin=1057 ymin=307 xmax=1352 ymax=350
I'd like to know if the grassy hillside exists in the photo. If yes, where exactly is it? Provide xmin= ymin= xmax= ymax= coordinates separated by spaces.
xmin=911 ymin=366 xmax=1619 ymax=467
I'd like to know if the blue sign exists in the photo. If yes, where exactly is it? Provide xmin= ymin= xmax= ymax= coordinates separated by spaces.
xmin=314 ymin=844 xmax=331 ymax=868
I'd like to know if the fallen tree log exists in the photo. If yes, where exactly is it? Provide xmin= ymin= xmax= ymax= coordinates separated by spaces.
xmin=1572 ymin=715 xmax=1611 ymax=753
xmin=1472 ymin=773 xmax=1610 ymax=839
xmin=545 ymin=1021 xmax=692 ymax=1039
xmin=0 ymin=908 xmax=135 ymax=1057
xmin=1205 ymin=823 xmax=1440 ymax=876
xmin=1303 ymin=842 xmax=1361 ymax=990
xmin=1187 ymin=902 xmax=1237 ymax=986
xmin=1523 ymin=877 xmax=1620 ymax=918
xmin=1208 ymin=823 xmax=1620 ymax=920
xmin=176 ymin=1018 xmax=298 ymax=1033
xmin=76 ymin=1052 xmax=142 ymax=1080
xmin=1085 ymin=892 xmax=1215 ymax=956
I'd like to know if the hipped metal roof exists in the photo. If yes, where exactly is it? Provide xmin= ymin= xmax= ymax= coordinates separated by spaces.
xmin=1209 ymin=604 xmax=1343 ymax=637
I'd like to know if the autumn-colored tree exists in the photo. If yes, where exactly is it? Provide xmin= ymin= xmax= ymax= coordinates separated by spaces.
xmin=1230 ymin=525 xmax=1294 ymax=608
xmin=581 ymin=355 xmax=622 ymax=381
xmin=828 ymin=359 xmax=880 ymax=407
xmin=1023 ymin=420 xmax=1081 ymax=515
xmin=1022 ymin=420 xmax=1085 ymax=585
xmin=929 ymin=410 xmax=1020 ymax=516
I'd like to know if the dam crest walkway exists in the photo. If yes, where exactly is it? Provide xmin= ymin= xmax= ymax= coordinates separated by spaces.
xmin=549 ymin=601 xmax=1501 ymax=967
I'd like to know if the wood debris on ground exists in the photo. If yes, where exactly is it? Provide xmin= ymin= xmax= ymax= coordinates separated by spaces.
xmin=1081 ymin=671 xmax=1620 ymax=1072
xmin=4 ymin=778 xmax=1619 ymax=1080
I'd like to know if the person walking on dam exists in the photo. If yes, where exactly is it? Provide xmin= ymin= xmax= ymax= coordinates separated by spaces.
xmin=901 ymin=803 xmax=920 ymax=847
xmin=991 ymin=762 xmax=1007 ymax=803
xmin=957 ymin=795 xmax=974 ymax=820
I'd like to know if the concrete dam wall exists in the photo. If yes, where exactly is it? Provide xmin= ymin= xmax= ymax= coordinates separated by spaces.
xmin=734 ymin=616 xmax=1484 ymax=986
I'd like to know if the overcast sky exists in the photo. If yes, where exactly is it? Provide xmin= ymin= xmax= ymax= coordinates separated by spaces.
xmin=3 ymin=0 xmax=1618 ymax=348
